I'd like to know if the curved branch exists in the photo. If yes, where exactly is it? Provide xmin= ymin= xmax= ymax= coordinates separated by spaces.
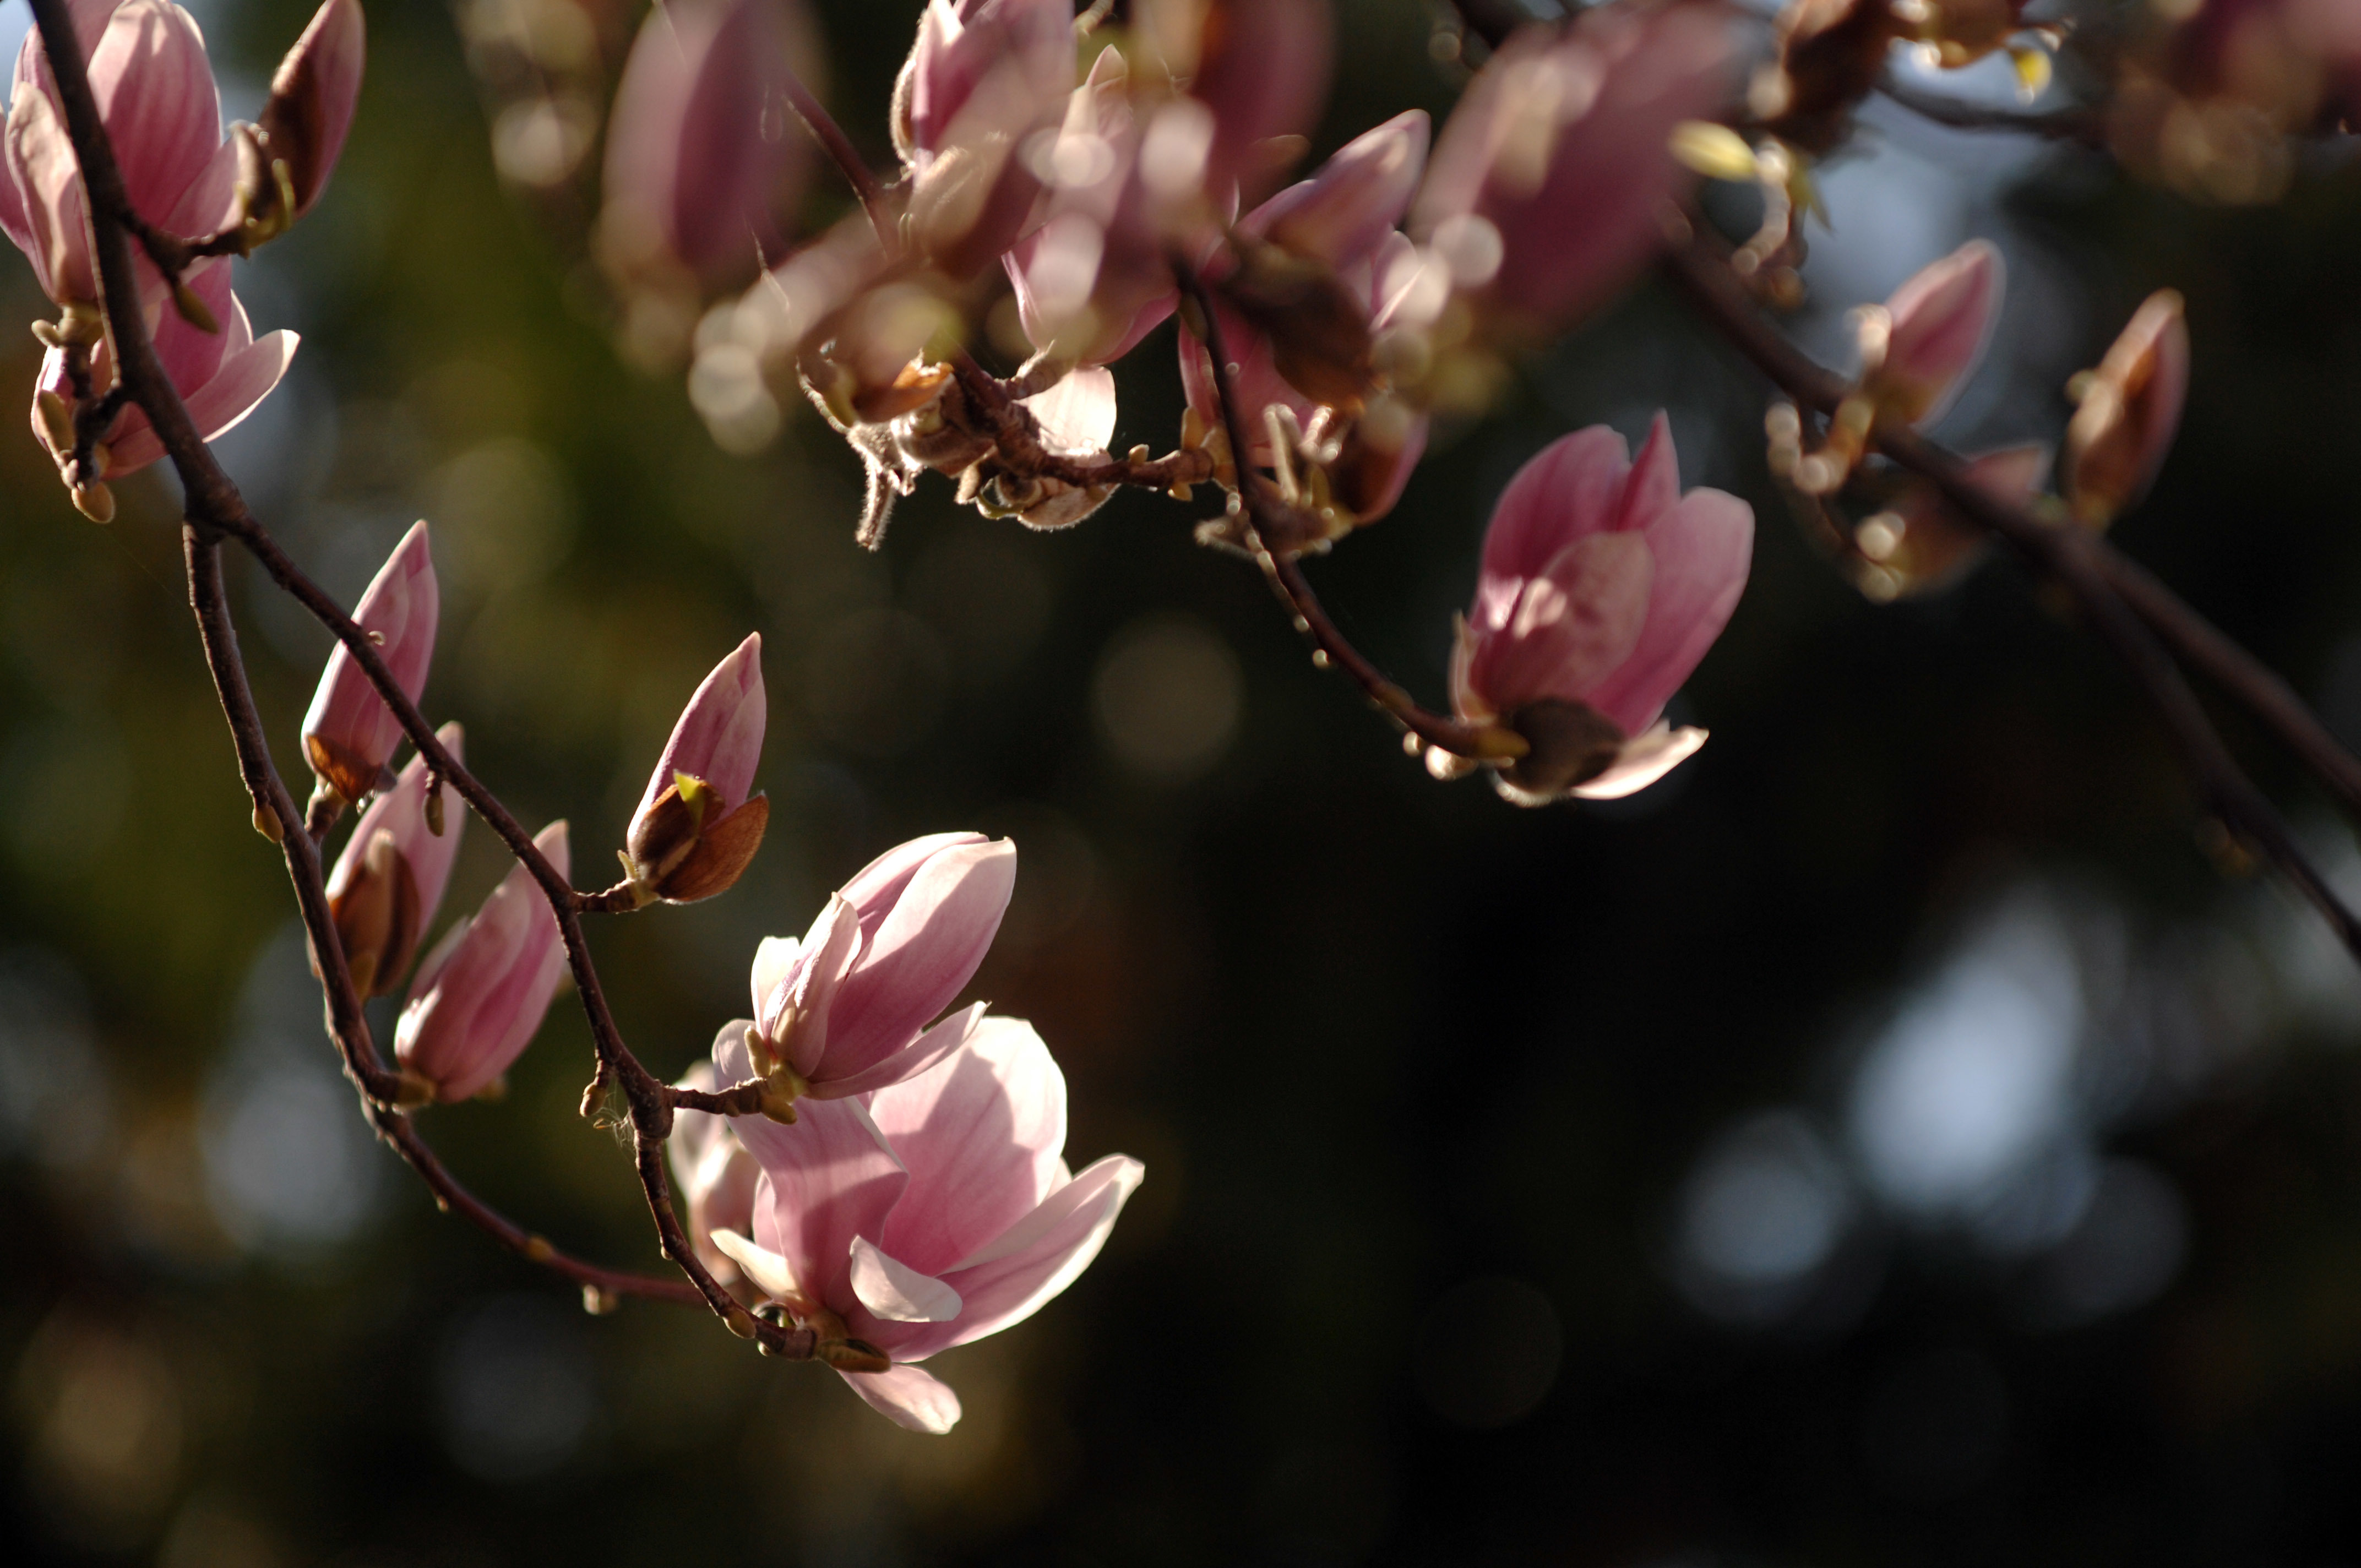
xmin=23 ymin=0 xmax=810 ymax=1357
xmin=1657 ymin=222 xmax=2361 ymax=962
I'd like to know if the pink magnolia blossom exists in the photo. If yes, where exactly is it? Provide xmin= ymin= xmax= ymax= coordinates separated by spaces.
xmin=261 ymin=0 xmax=365 ymax=220
xmin=325 ymin=722 xmax=466 ymax=998
xmin=1178 ymin=113 xmax=1432 ymax=517
xmin=1450 ymin=415 xmax=1753 ymax=803
xmin=602 ymin=0 xmax=810 ymax=291
xmin=1411 ymin=0 xmax=1733 ymax=334
xmin=1003 ymin=46 xmax=1177 ymax=366
xmin=624 ymin=633 xmax=769 ymax=903
xmin=1861 ymin=241 xmax=2004 ymax=426
xmin=670 ymin=1059 xmax=761 ymax=1285
xmin=2 ymin=0 xmax=312 ymax=477
xmin=395 ymin=821 xmax=572 ymax=1104
xmin=739 ymin=831 xmax=1017 ymax=1104
xmin=894 ymin=0 xmax=1074 ymax=276
xmin=302 ymin=521 xmax=439 ymax=807
xmin=1135 ymin=0 xmax=1334 ymax=206
xmin=709 ymin=1014 xmax=1144 ymax=1433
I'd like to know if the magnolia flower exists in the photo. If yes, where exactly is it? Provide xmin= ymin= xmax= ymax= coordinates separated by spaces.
xmin=324 ymin=723 xmax=465 ymax=998
xmin=1446 ymin=415 xmax=1753 ymax=804
xmin=1003 ymin=46 xmax=1177 ymax=366
xmin=302 ymin=521 xmax=438 ymax=808
xmin=710 ymin=1014 xmax=1144 ymax=1433
xmin=893 ymin=0 xmax=1074 ymax=277
xmin=2061 ymin=289 xmax=2189 ymax=528
xmin=624 ymin=633 xmax=769 ymax=904
xmin=1179 ymin=111 xmax=1429 ymax=475
xmin=601 ymin=0 xmax=810 ymax=295
xmin=1412 ymin=0 xmax=1733 ymax=336
xmin=1 ymin=0 xmax=345 ymax=484
xmin=1859 ymin=241 xmax=2004 ymax=427
xmin=394 ymin=821 xmax=571 ymax=1104
xmin=735 ymin=831 xmax=1016 ymax=1108
xmin=670 ymin=1061 xmax=761 ymax=1285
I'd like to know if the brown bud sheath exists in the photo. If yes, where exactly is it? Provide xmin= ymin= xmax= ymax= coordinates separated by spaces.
xmin=1497 ymin=699 xmax=1628 ymax=801
xmin=327 ymin=829 xmax=421 ymax=999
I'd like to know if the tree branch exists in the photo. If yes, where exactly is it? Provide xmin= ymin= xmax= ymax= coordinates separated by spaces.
xmin=1656 ymin=221 xmax=2361 ymax=962
xmin=24 ymin=0 xmax=811 ymax=1355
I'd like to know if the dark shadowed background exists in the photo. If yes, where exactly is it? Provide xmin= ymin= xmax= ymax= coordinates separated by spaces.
xmin=6 ymin=1 xmax=2361 ymax=1563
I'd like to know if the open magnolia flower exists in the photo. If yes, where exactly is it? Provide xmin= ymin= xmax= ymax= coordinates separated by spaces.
xmin=1443 ymin=414 xmax=1753 ymax=804
xmin=737 ymin=831 xmax=1017 ymax=1108
xmin=708 ymin=1013 xmax=1143 ymax=1433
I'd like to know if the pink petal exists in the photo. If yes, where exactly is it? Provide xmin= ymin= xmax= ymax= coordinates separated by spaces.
xmin=86 ymin=0 xmax=222 ymax=227
xmin=822 ymin=837 xmax=1016 ymax=1081
xmin=808 ymin=1000 xmax=984 ymax=1101
xmin=1020 ymin=367 xmax=1118 ymax=456
xmin=710 ymin=1224 xmax=799 ymax=1299
xmin=6 ymin=86 xmax=90 ymax=302
xmin=889 ymin=1153 xmax=1143 ymax=1360
xmin=866 ymin=1014 xmax=1067 ymax=1275
xmin=1568 ymin=720 xmax=1707 ymax=800
xmin=1879 ymin=240 xmax=2004 ymax=426
xmin=1581 ymin=485 xmax=1753 ymax=737
xmin=838 ymin=1363 xmax=962 ymax=1434
xmin=640 ymin=632 xmax=765 ymax=820
xmin=771 ymin=893 xmax=862 ymax=1079
xmin=1249 ymin=108 xmax=1429 ymax=266
xmin=1477 ymin=426 xmax=1633 ymax=620
xmin=848 ymin=1236 xmax=962 ymax=1323
xmin=1468 ymin=530 xmax=1655 ymax=714
xmin=737 ymin=1090 xmax=907 ymax=1308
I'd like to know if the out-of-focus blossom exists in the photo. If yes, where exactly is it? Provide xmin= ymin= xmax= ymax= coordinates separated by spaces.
xmin=324 ymin=723 xmax=465 ymax=998
xmin=256 ymin=0 xmax=365 ymax=226
xmin=1859 ymin=240 xmax=2004 ymax=426
xmin=709 ymin=1014 xmax=1143 ymax=1433
xmin=2 ymin=0 xmax=311 ymax=491
xmin=600 ymin=0 xmax=812 ymax=315
xmin=1133 ymin=0 xmax=1334 ymax=205
xmin=2061 ymin=290 xmax=2189 ymax=528
xmin=395 ymin=821 xmax=571 ymax=1104
xmin=624 ymin=633 xmax=769 ymax=905
xmin=303 ymin=521 xmax=438 ymax=808
xmin=1845 ymin=444 xmax=2048 ymax=601
xmin=1004 ymin=46 xmax=1177 ymax=366
xmin=1179 ymin=111 xmax=1427 ymax=490
xmin=1412 ymin=1 xmax=1733 ymax=337
xmin=893 ymin=0 xmax=1074 ymax=277
xmin=1446 ymin=416 xmax=1752 ymax=804
xmin=2114 ymin=0 xmax=2361 ymax=201
xmin=736 ymin=831 xmax=1016 ymax=1110
xmin=670 ymin=1061 xmax=761 ymax=1285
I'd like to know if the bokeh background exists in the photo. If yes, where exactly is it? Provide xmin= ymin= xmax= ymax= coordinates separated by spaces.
xmin=6 ymin=1 xmax=2361 ymax=1562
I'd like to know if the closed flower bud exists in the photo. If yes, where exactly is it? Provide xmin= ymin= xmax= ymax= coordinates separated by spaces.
xmin=1860 ymin=240 xmax=2004 ymax=427
xmin=1411 ymin=1 xmax=1734 ymax=337
xmin=324 ymin=723 xmax=465 ymax=997
xmin=1450 ymin=415 xmax=1752 ymax=804
xmin=395 ymin=821 xmax=572 ymax=1104
xmin=2061 ymin=290 xmax=2189 ymax=529
xmin=624 ymin=634 xmax=769 ymax=903
xmin=738 ymin=832 xmax=1017 ymax=1108
xmin=709 ymin=1012 xmax=1142 ymax=1433
xmin=302 ymin=521 xmax=438 ymax=808
xmin=256 ymin=0 xmax=366 ymax=226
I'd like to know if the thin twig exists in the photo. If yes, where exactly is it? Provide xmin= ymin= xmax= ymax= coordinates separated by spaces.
xmin=1176 ymin=263 xmax=1513 ymax=761
xmin=24 ymin=0 xmax=811 ymax=1355
xmin=777 ymin=63 xmax=895 ymax=253
xmin=1874 ymin=73 xmax=2107 ymax=146
xmin=1656 ymin=222 xmax=2361 ymax=962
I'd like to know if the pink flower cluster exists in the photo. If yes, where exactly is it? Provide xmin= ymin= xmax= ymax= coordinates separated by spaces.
xmin=674 ymin=831 xmax=1141 ymax=1434
xmin=1 ymin=0 xmax=362 ymax=503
